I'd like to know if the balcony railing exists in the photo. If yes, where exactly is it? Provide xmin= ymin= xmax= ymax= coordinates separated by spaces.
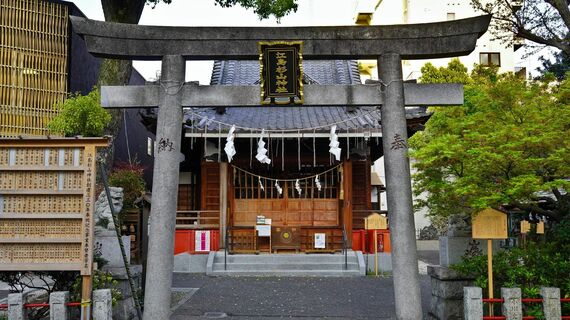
xmin=175 ymin=210 xmax=220 ymax=229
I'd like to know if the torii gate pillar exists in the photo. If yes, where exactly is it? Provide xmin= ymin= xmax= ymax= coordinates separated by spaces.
xmin=143 ymin=55 xmax=185 ymax=320
xmin=379 ymin=53 xmax=422 ymax=319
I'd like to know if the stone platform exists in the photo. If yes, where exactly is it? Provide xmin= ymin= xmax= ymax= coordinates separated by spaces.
xmin=204 ymin=251 xmax=365 ymax=277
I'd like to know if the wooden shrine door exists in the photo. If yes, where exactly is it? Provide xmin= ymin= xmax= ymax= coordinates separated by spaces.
xmin=231 ymin=166 xmax=340 ymax=227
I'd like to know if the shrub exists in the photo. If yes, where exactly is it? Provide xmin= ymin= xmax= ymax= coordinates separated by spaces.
xmin=48 ymin=89 xmax=111 ymax=137
xmin=452 ymin=241 xmax=570 ymax=317
xmin=108 ymin=162 xmax=146 ymax=211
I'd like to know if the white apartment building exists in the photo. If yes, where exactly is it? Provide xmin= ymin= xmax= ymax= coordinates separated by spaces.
xmin=355 ymin=0 xmax=522 ymax=81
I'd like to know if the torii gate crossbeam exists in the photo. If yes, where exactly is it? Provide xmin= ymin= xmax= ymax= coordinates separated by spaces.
xmin=71 ymin=15 xmax=490 ymax=320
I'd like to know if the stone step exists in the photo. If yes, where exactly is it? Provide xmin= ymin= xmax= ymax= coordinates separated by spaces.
xmin=208 ymin=269 xmax=363 ymax=277
xmin=214 ymin=253 xmax=358 ymax=264
xmin=206 ymin=251 xmax=366 ymax=277
xmin=212 ymin=262 xmax=360 ymax=271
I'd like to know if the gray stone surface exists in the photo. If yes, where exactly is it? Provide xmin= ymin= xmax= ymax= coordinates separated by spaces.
xmin=541 ymin=287 xmax=561 ymax=320
xmin=378 ymin=52 xmax=422 ymax=319
xmin=207 ymin=251 xmax=363 ymax=277
xmin=102 ymin=83 xmax=463 ymax=109
xmin=431 ymin=278 xmax=474 ymax=299
xmin=463 ymin=287 xmax=483 ymax=320
xmin=97 ymin=234 xmax=131 ymax=270
xmin=173 ymin=253 xmax=209 ymax=273
xmin=8 ymin=293 xmax=25 ymax=320
xmin=501 ymin=287 xmax=522 ymax=320
xmin=439 ymin=236 xmax=472 ymax=267
xmin=143 ymin=55 xmax=185 ymax=320
xmin=70 ymin=15 xmax=490 ymax=60
xmin=428 ymin=265 xmax=475 ymax=320
xmin=170 ymin=273 xmax=433 ymax=319
xmin=94 ymin=187 xmax=123 ymax=234
xmin=439 ymin=236 xmax=502 ymax=267
xmin=429 ymin=296 xmax=464 ymax=320
xmin=109 ymin=265 xmax=142 ymax=320
xmin=364 ymin=253 xmax=392 ymax=273
xmin=93 ymin=289 xmax=112 ymax=320
xmin=49 ymin=291 xmax=69 ymax=320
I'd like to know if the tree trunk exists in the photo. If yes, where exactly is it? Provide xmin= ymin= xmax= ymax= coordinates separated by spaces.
xmin=98 ymin=0 xmax=146 ymax=167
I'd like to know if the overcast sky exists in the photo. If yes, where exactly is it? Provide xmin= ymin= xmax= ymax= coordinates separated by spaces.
xmin=69 ymin=0 xmax=547 ymax=81
xmin=69 ymin=0 xmax=364 ymax=84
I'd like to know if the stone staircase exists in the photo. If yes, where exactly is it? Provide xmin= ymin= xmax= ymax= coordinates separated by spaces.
xmin=206 ymin=250 xmax=365 ymax=276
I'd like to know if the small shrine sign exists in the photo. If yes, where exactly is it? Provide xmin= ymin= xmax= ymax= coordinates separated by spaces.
xmin=472 ymin=208 xmax=507 ymax=239
xmin=365 ymin=213 xmax=388 ymax=230
xmin=259 ymin=41 xmax=303 ymax=105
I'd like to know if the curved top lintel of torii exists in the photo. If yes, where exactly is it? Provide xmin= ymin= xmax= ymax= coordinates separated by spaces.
xmin=70 ymin=15 xmax=490 ymax=61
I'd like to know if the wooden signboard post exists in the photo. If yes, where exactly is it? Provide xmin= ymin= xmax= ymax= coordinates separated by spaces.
xmin=472 ymin=208 xmax=508 ymax=316
xmin=0 ymin=137 xmax=108 ymax=320
xmin=365 ymin=213 xmax=388 ymax=276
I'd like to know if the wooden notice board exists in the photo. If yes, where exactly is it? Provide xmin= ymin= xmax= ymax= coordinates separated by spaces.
xmin=472 ymin=208 xmax=508 ymax=240
xmin=0 ymin=138 xmax=108 ymax=275
xmin=364 ymin=213 xmax=388 ymax=230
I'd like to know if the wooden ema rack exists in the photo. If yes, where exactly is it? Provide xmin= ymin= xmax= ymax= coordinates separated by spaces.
xmin=0 ymin=137 xmax=107 ymax=275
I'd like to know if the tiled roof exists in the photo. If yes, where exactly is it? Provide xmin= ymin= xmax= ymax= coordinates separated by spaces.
xmin=184 ymin=60 xmax=429 ymax=133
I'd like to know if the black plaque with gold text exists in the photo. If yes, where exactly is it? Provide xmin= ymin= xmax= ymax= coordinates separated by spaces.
xmin=259 ymin=41 xmax=303 ymax=105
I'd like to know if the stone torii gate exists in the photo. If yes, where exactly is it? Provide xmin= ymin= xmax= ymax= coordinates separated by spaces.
xmin=71 ymin=15 xmax=490 ymax=320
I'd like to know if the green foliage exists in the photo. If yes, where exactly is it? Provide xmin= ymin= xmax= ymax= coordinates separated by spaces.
xmin=108 ymin=162 xmax=146 ymax=211
xmin=410 ymin=60 xmax=570 ymax=222
xmin=537 ymin=52 xmax=570 ymax=81
xmin=452 ymin=241 xmax=570 ymax=316
xmin=145 ymin=0 xmax=297 ymax=20
xmin=48 ymin=89 xmax=111 ymax=137
xmin=72 ymin=271 xmax=123 ymax=307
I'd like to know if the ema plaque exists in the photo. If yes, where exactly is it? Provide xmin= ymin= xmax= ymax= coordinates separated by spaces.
xmin=259 ymin=41 xmax=303 ymax=105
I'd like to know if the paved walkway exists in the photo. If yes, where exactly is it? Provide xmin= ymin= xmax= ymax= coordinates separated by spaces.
xmin=170 ymin=274 xmax=432 ymax=320
xmin=170 ymin=248 xmax=438 ymax=319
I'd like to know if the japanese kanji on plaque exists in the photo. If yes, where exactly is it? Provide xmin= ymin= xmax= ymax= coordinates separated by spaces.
xmin=259 ymin=41 xmax=303 ymax=105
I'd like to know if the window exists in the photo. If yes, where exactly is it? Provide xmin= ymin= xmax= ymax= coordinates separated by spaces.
xmin=447 ymin=12 xmax=455 ymax=20
xmin=479 ymin=52 xmax=501 ymax=67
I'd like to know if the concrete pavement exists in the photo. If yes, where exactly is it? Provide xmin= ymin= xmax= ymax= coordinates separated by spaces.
xmin=169 ymin=274 xmax=433 ymax=319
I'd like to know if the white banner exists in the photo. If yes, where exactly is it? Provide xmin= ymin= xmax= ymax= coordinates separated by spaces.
xmin=195 ymin=230 xmax=211 ymax=252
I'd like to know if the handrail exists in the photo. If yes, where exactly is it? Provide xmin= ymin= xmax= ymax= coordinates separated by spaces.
xmin=342 ymin=226 xmax=348 ymax=270
xmin=224 ymin=227 xmax=229 ymax=270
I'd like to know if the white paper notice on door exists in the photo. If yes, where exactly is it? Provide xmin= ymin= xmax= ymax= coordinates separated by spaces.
xmin=195 ymin=230 xmax=211 ymax=252
xmin=314 ymin=233 xmax=326 ymax=249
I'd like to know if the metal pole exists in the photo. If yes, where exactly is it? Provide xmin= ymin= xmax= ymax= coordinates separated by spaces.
xmin=378 ymin=53 xmax=423 ymax=319
xmin=487 ymin=239 xmax=494 ymax=316
xmin=143 ymin=55 xmax=185 ymax=320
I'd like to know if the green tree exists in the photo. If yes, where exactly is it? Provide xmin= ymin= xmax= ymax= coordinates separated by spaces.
xmin=48 ymin=89 xmax=111 ymax=137
xmin=537 ymin=51 xmax=570 ymax=81
xmin=410 ymin=60 xmax=570 ymax=223
xmin=470 ymin=0 xmax=570 ymax=55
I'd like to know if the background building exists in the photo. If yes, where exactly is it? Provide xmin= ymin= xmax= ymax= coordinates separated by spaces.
xmin=355 ymin=0 xmax=523 ymax=82
xmin=0 ymin=0 xmax=102 ymax=137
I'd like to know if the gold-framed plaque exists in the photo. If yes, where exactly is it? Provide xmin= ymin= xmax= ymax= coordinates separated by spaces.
xmin=259 ymin=41 xmax=303 ymax=105
xmin=472 ymin=208 xmax=508 ymax=239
